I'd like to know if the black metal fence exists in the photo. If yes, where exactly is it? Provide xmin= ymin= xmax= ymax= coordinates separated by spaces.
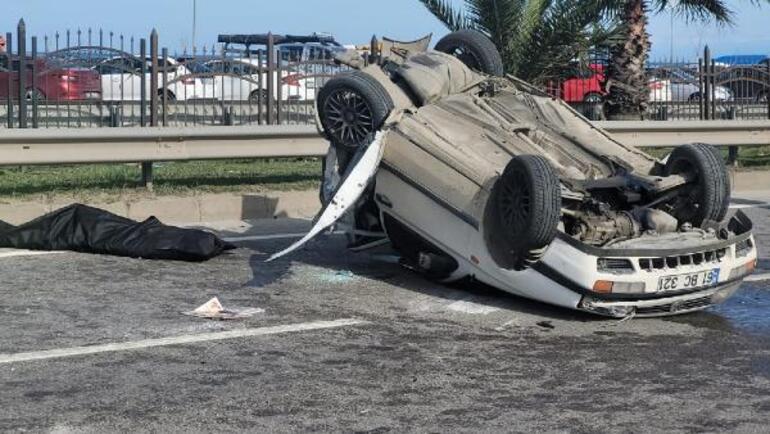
xmin=3 ymin=19 xmax=770 ymax=128
xmin=549 ymin=46 xmax=770 ymax=121
xmin=1 ymin=20 xmax=348 ymax=129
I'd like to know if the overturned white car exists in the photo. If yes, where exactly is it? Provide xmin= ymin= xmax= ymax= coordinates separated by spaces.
xmin=272 ymin=31 xmax=758 ymax=318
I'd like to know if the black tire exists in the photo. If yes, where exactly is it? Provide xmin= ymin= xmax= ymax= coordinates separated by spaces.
xmin=24 ymin=89 xmax=46 ymax=101
xmin=688 ymin=93 xmax=702 ymax=103
xmin=317 ymin=71 xmax=394 ymax=149
xmin=664 ymin=143 xmax=730 ymax=226
xmin=434 ymin=30 xmax=504 ymax=77
xmin=249 ymin=89 xmax=268 ymax=103
xmin=582 ymin=92 xmax=604 ymax=120
xmin=158 ymin=89 xmax=176 ymax=101
xmin=487 ymin=155 xmax=561 ymax=270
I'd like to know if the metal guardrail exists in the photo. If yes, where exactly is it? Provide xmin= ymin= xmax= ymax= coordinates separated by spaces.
xmin=0 ymin=121 xmax=767 ymax=167
xmin=0 ymin=125 xmax=326 ymax=165
xmin=597 ymin=120 xmax=770 ymax=147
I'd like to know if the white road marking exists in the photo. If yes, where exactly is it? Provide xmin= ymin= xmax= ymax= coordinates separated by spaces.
xmin=0 ymin=318 xmax=368 ymax=365
xmin=0 ymin=250 xmax=61 ymax=259
xmin=745 ymin=272 xmax=770 ymax=282
xmin=223 ymin=231 xmax=345 ymax=243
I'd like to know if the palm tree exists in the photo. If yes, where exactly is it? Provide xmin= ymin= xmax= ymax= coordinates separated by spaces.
xmin=418 ymin=0 xmax=620 ymax=84
xmin=605 ymin=1 xmax=770 ymax=119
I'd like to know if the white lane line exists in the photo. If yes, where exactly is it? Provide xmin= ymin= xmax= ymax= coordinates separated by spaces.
xmin=745 ymin=272 xmax=770 ymax=282
xmin=224 ymin=231 xmax=345 ymax=243
xmin=0 ymin=318 xmax=368 ymax=365
xmin=0 ymin=250 xmax=61 ymax=259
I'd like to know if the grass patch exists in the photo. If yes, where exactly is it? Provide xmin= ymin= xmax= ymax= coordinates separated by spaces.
xmin=0 ymin=158 xmax=322 ymax=201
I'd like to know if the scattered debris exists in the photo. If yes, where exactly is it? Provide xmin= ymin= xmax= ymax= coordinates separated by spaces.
xmin=183 ymin=297 xmax=264 ymax=320
xmin=494 ymin=319 xmax=519 ymax=331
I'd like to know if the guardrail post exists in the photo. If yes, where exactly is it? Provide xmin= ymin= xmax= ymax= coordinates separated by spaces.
xmin=266 ymin=32 xmax=275 ymax=125
xmin=5 ymin=32 xmax=13 ymax=129
xmin=17 ymin=19 xmax=27 ymax=129
xmin=31 ymin=36 xmax=38 ymax=128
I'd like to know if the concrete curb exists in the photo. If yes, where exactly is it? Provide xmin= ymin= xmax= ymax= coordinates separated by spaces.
xmin=0 ymin=190 xmax=321 ymax=225
xmin=0 ymin=170 xmax=767 ymax=225
xmin=730 ymin=169 xmax=770 ymax=192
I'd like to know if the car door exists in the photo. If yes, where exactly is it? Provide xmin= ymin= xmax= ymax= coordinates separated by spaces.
xmin=93 ymin=60 xmax=122 ymax=101
xmin=0 ymin=55 xmax=9 ymax=99
xmin=118 ymin=57 xmax=144 ymax=101
xmin=208 ymin=60 xmax=232 ymax=101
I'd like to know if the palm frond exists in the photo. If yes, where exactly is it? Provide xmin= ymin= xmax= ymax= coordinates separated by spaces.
xmin=659 ymin=0 xmax=734 ymax=24
xmin=418 ymin=0 xmax=467 ymax=31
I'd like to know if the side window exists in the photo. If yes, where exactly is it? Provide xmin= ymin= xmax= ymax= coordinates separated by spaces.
xmin=0 ymin=55 xmax=8 ymax=71
xmin=95 ymin=62 xmax=117 ymax=74
xmin=207 ymin=61 xmax=223 ymax=73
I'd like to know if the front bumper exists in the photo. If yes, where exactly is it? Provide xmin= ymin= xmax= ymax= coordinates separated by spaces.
xmin=533 ymin=211 xmax=757 ymax=318
xmin=579 ymin=281 xmax=743 ymax=317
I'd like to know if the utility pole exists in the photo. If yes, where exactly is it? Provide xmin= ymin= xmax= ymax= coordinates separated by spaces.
xmin=192 ymin=0 xmax=197 ymax=53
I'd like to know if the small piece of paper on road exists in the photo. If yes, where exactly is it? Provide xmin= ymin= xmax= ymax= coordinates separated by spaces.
xmin=183 ymin=297 xmax=264 ymax=320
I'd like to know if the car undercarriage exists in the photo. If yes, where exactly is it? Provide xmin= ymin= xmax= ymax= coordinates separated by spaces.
xmin=270 ymin=30 xmax=758 ymax=317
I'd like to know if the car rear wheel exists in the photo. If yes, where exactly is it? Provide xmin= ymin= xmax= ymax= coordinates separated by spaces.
xmin=664 ymin=143 xmax=730 ymax=226
xmin=434 ymin=30 xmax=504 ymax=77
xmin=158 ymin=89 xmax=176 ymax=101
xmin=248 ymin=89 xmax=268 ymax=103
xmin=485 ymin=155 xmax=561 ymax=270
xmin=24 ymin=89 xmax=46 ymax=101
xmin=317 ymin=71 xmax=393 ymax=149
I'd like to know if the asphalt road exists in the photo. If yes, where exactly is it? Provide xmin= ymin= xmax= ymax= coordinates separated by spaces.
xmin=0 ymin=199 xmax=768 ymax=433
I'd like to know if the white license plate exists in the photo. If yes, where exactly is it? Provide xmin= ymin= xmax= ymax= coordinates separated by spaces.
xmin=658 ymin=269 xmax=720 ymax=292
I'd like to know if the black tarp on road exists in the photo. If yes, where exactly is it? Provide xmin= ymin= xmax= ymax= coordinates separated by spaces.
xmin=0 ymin=204 xmax=235 ymax=261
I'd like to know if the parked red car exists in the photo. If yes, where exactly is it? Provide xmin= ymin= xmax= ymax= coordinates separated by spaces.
xmin=547 ymin=63 xmax=605 ymax=103
xmin=0 ymin=56 xmax=101 ymax=101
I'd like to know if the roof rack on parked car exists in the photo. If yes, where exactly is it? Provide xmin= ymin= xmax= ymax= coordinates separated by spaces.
xmin=217 ymin=34 xmax=341 ymax=47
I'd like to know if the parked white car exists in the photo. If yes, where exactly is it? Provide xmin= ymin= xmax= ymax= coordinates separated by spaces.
xmin=649 ymin=69 xmax=732 ymax=102
xmin=94 ymin=57 xmax=206 ymax=101
xmin=202 ymin=58 xmax=310 ymax=102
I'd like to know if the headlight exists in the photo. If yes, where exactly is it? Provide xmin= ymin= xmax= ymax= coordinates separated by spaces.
xmin=735 ymin=238 xmax=754 ymax=258
xmin=597 ymin=258 xmax=635 ymax=274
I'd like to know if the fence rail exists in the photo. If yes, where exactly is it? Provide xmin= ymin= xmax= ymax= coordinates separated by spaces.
xmin=0 ymin=121 xmax=766 ymax=167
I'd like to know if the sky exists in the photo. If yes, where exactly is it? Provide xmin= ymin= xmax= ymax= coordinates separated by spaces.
xmin=2 ymin=0 xmax=770 ymax=60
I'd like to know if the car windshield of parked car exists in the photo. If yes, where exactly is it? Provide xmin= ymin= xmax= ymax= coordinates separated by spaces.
xmin=670 ymin=69 xmax=696 ymax=83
